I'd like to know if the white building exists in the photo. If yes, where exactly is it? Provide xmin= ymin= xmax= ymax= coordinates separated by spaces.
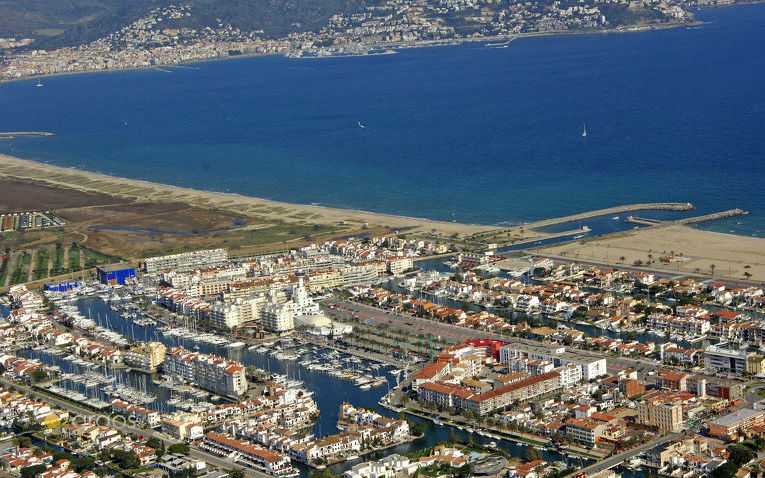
xmin=164 ymin=346 xmax=247 ymax=397
xmin=145 ymin=248 xmax=228 ymax=274
xmin=499 ymin=342 xmax=606 ymax=381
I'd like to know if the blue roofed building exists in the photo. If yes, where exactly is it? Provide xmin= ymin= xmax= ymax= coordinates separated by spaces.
xmin=97 ymin=263 xmax=136 ymax=285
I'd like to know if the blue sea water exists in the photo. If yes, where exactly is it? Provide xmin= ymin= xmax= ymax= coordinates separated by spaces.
xmin=1 ymin=4 xmax=764 ymax=237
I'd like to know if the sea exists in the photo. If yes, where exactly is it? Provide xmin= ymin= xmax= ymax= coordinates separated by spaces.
xmin=0 ymin=4 xmax=764 ymax=237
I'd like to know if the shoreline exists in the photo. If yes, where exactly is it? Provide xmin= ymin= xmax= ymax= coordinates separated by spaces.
xmin=0 ymin=17 xmax=709 ymax=85
xmin=0 ymin=153 xmax=492 ymax=237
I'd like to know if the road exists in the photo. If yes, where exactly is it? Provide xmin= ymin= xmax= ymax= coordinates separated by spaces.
xmin=326 ymin=299 xmax=672 ymax=375
xmin=0 ymin=378 xmax=269 ymax=478
xmin=325 ymin=298 xmax=752 ymax=386
xmin=573 ymin=432 xmax=679 ymax=476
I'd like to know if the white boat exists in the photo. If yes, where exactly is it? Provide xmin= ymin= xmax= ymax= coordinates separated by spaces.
xmin=226 ymin=342 xmax=245 ymax=349
xmin=581 ymin=123 xmax=587 ymax=137
xmin=36 ymin=80 xmax=43 ymax=87
xmin=612 ymin=216 xmax=620 ymax=220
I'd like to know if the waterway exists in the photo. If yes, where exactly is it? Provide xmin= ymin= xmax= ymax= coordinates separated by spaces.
xmin=22 ymin=297 xmax=585 ymax=476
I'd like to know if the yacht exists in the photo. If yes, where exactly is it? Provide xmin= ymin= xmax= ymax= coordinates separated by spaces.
xmin=581 ymin=124 xmax=587 ymax=137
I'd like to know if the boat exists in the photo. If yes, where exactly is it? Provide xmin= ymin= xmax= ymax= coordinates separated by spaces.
xmin=36 ymin=80 xmax=43 ymax=87
xmin=432 ymin=419 xmax=444 ymax=426
xmin=359 ymin=384 xmax=372 ymax=390
xmin=226 ymin=342 xmax=246 ymax=349
xmin=357 ymin=121 xmax=366 ymax=129
xmin=581 ymin=123 xmax=587 ymax=137
xmin=612 ymin=216 xmax=620 ymax=220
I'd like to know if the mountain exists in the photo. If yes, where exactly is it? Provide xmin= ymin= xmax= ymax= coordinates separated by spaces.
xmin=0 ymin=0 xmax=375 ymax=49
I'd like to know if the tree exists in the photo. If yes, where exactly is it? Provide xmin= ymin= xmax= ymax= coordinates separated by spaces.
xmin=710 ymin=264 xmax=716 ymax=276
xmin=727 ymin=444 xmax=755 ymax=466
xmin=525 ymin=446 xmax=542 ymax=462
xmin=710 ymin=461 xmax=738 ymax=478
xmin=21 ymin=465 xmax=48 ymax=478
xmin=168 ymin=443 xmax=190 ymax=455
xmin=229 ymin=471 xmax=246 ymax=478
xmin=109 ymin=449 xmax=139 ymax=469
xmin=147 ymin=436 xmax=165 ymax=458
xmin=457 ymin=463 xmax=474 ymax=478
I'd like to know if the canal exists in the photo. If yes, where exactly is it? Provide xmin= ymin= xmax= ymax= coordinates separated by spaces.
xmin=22 ymin=297 xmax=587 ymax=476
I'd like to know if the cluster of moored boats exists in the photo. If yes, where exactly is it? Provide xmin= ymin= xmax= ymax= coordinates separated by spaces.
xmin=251 ymin=340 xmax=391 ymax=390
xmin=158 ymin=326 xmax=230 ymax=346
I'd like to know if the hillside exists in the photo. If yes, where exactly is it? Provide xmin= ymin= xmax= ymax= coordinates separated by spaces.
xmin=0 ymin=0 xmax=375 ymax=49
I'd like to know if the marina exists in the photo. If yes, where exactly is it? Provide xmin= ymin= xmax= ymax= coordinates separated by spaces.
xmin=18 ymin=296 xmax=587 ymax=476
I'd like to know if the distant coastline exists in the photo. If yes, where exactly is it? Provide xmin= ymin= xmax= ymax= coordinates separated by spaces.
xmin=0 ymin=17 xmax=706 ymax=85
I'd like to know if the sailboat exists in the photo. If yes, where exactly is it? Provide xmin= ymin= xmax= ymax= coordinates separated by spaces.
xmin=581 ymin=123 xmax=587 ymax=137
xmin=357 ymin=121 xmax=366 ymax=129
xmin=36 ymin=79 xmax=43 ymax=87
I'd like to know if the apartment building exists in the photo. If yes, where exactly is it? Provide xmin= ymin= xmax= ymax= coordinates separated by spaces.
xmin=123 ymin=342 xmax=166 ymax=371
xmin=708 ymin=408 xmax=765 ymax=440
xmin=499 ymin=342 xmax=607 ymax=380
xmin=565 ymin=418 xmax=606 ymax=446
xmin=418 ymin=371 xmax=561 ymax=416
xmin=144 ymin=248 xmax=228 ymax=274
xmin=210 ymin=295 xmax=266 ymax=329
xmin=201 ymin=433 xmax=294 ymax=476
xmin=164 ymin=347 xmax=247 ymax=397
xmin=704 ymin=343 xmax=751 ymax=375
xmin=637 ymin=393 xmax=683 ymax=431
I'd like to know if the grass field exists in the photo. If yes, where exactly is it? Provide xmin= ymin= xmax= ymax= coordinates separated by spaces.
xmin=33 ymin=248 xmax=50 ymax=280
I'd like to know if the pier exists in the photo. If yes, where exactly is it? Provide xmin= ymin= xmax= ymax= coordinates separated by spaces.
xmin=520 ymin=202 xmax=693 ymax=230
xmin=466 ymin=202 xmax=694 ymax=247
xmin=625 ymin=208 xmax=747 ymax=227
xmin=676 ymin=208 xmax=747 ymax=225
xmin=0 ymin=131 xmax=55 ymax=137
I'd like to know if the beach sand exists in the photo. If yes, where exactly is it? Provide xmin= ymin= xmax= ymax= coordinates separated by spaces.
xmin=0 ymin=153 xmax=491 ymax=237
xmin=536 ymin=224 xmax=765 ymax=282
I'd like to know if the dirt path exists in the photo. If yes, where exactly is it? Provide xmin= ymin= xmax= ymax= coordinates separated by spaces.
xmin=26 ymin=250 xmax=36 ymax=283
xmin=2 ymin=253 xmax=16 ymax=287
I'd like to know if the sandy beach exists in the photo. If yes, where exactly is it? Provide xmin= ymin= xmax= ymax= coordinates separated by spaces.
xmin=537 ymin=224 xmax=765 ymax=282
xmin=0 ymin=153 xmax=490 ymax=237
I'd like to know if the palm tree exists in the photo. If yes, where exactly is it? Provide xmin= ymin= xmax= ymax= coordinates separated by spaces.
xmin=710 ymin=264 xmax=716 ymax=276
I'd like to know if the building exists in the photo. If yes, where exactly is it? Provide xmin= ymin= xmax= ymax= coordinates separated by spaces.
xmin=96 ymin=263 xmax=136 ymax=285
xmin=418 ymin=371 xmax=561 ymax=416
xmin=340 ymin=264 xmax=379 ymax=287
xmin=261 ymin=272 xmax=320 ymax=333
xmin=708 ymin=408 xmax=765 ymax=440
xmin=387 ymin=257 xmax=414 ymax=275
xmin=164 ymin=347 xmax=247 ymax=397
xmin=637 ymin=393 xmax=683 ymax=431
xmin=43 ymin=280 xmax=78 ymax=292
xmin=499 ymin=342 xmax=607 ymax=380
xmin=262 ymin=300 xmax=295 ymax=333
xmin=123 ymin=342 xmax=166 ymax=371
xmin=201 ymin=432 xmax=294 ymax=476
xmin=144 ymin=248 xmax=228 ymax=274
xmin=109 ymin=398 xmax=160 ymax=427
xmin=746 ymin=354 xmax=765 ymax=375
xmin=162 ymin=412 xmax=204 ymax=440
xmin=565 ymin=418 xmax=606 ymax=446
xmin=704 ymin=343 xmax=751 ymax=375
xmin=655 ymin=370 xmax=688 ymax=392
xmin=210 ymin=295 xmax=266 ymax=329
